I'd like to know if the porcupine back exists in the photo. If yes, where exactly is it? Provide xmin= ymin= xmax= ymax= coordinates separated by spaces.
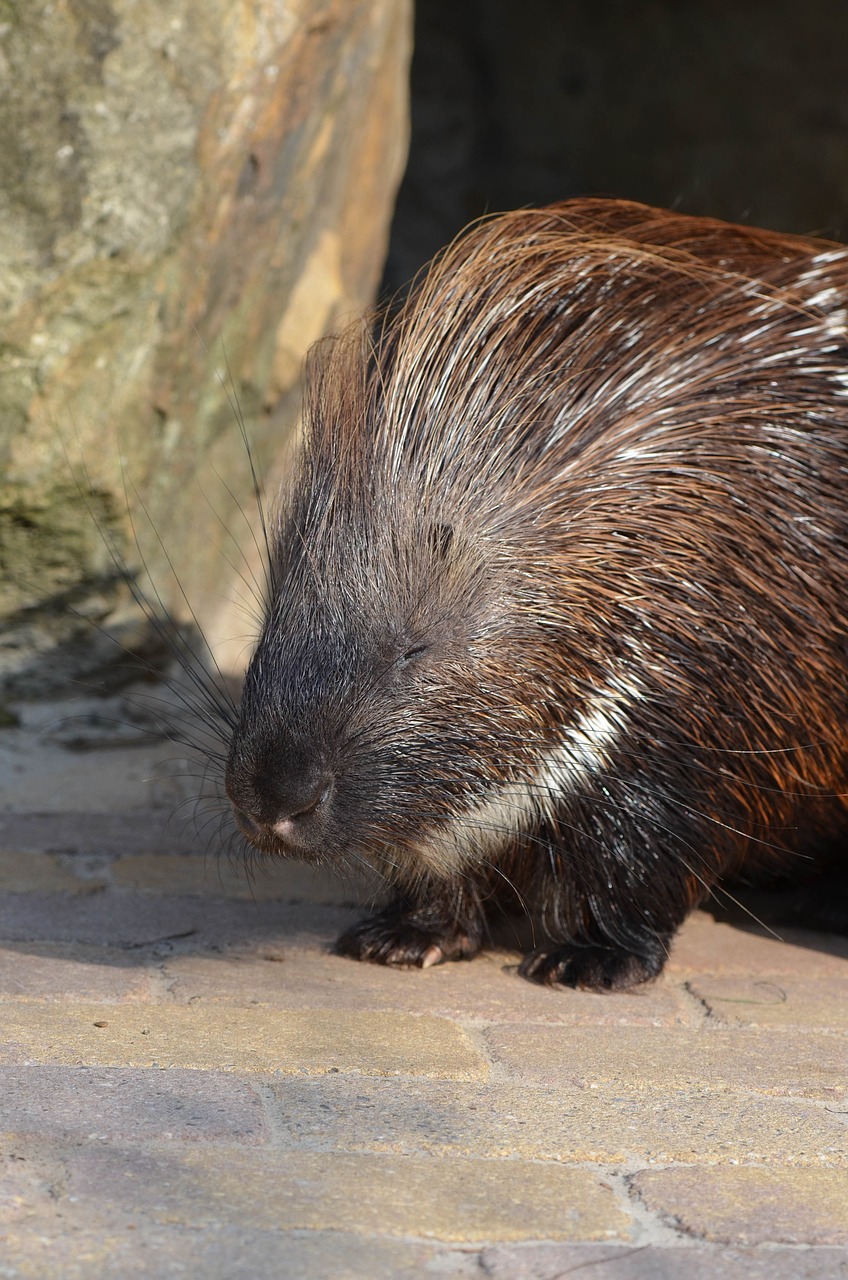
xmin=230 ymin=199 xmax=848 ymax=986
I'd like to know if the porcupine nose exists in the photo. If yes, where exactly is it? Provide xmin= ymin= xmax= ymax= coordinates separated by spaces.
xmin=227 ymin=756 xmax=333 ymax=852
xmin=268 ymin=771 xmax=332 ymax=844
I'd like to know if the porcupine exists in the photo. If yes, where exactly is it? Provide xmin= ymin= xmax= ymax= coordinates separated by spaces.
xmin=224 ymin=198 xmax=848 ymax=990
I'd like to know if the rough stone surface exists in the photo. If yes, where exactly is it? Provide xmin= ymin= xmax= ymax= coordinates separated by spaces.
xmin=160 ymin=946 xmax=692 ymax=1024
xmin=0 ymin=714 xmax=212 ymax=817
xmin=58 ymin=1145 xmax=630 ymax=1242
xmin=632 ymin=1167 xmax=848 ymax=1246
xmin=0 ymin=888 xmax=361 ymax=949
xmin=262 ymin=1075 xmax=847 ymax=1166
xmin=667 ymin=912 xmax=848 ymax=980
xmin=687 ymin=974 xmax=848 ymax=1030
xmin=0 ymin=808 xmax=210 ymax=850
xmin=0 ymin=1066 xmax=268 ymax=1144
xmin=0 ymin=845 xmax=381 ymax=904
xmin=109 ymin=852 xmax=379 ymax=903
xmin=0 ymin=0 xmax=412 ymax=695
xmin=485 ymin=1024 xmax=848 ymax=1098
xmin=0 ymin=849 xmax=105 ymax=894
xmin=3 ymin=734 xmax=848 ymax=1274
xmin=0 ymin=1002 xmax=488 ymax=1079
xmin=0 ymin=943 xmax=152 ymax=1002
xmin=480 ymin=1243 xmax=848 ymax=1280
xmin=0 ymin=1226 xmax=482 ymax=1280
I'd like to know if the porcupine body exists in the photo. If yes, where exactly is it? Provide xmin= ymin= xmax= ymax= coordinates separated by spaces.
xmin=225 ymin=199 xmax=848 ymax=990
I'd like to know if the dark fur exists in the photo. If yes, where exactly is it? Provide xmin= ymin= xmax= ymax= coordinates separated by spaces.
xmin=225 ymin=199 xmax=848 ymax=990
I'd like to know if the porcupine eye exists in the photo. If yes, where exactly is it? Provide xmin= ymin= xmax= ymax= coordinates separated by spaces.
xmin=397 ymin=642 xmax=430 ymax=669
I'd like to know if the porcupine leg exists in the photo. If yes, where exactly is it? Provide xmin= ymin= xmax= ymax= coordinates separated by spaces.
xmin=516 ymin=795 xmax=705 ymax=990
xmin=335 ymin=881 xmax=485 ymax=969
xmin=516 ymin=869 xmax=690 ymax=991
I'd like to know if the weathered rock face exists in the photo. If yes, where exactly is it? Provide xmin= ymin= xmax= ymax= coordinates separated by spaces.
xmin=0 ymin=0 xmax=411 ymax=697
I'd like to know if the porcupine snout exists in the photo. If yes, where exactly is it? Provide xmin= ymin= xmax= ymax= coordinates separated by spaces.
xmin=225 ymin=739 xmax=334 ymax=857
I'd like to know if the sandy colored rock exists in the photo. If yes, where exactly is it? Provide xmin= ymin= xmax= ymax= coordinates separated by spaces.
xmin=632 ymin=1166 xmax=848 ymax=1246
xmin=0 ymin=0 xmax=412 ymax=695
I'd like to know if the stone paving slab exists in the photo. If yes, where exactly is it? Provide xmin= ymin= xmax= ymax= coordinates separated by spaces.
xmin=0 ymin=844 xmax=379 ymax=906
xmin=0 ymin=942 xmax=153 ymax=1001
xmin=160 ymin=946 xmax=695 ymax=1025
xmin=2 ymin=776 xmax=848 ymax=1275
xmin=485 ymin=1023 xmax=848 ymax=1097
xmin=0 ymin=1002 xmax=487 ymax=1078
xmin=110 ymin=852 xmax=380 ymax=903
xmin=687 ymin=973 xmax=848 ymax=1030
xmin=0 ymin=889 xmax=361 ymax=948
xmin=667 ymin=910 xmax=848 ymax=979
xmin=0 ymin=813 xmax=381 ymax=903
xmin=262 ymin=1075 xmax=848 ymax=1165
xmin=3 ymin=1063 xmax=844 ymax=1166
xmin=480 ymin=1243 xmax=848 ymax=1279
xmin=631 ymin=1166 xmax=848 ymax=1246
xmin=0 ymin=1067 xmax=269 ymax=1143
xmin=0 ymin=1225 xmax=481 ymax=1280
xmin=2 ymin=1141 xmax=630 ymax=1243
xmin=0 ymin=849 xmax=110 ymax=894
xmin=0 ymin=811 xmax=201 ymax=856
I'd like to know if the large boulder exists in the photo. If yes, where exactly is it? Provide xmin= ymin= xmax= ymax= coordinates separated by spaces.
xmin=0 ymin=0 xmax=411 ymax=697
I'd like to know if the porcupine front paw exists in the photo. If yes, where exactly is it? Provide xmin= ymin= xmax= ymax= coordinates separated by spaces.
xmin=519 ymin=939 xmax=668 ymax=991
xmin=335 ymin=907 xmax=481 ymax=969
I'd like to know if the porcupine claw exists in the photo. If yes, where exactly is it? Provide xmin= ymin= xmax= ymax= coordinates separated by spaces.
xmin=519 ymin=941 xmax=667 ymax=991
xmin=335 ymin=906 xmax=481 ymax=969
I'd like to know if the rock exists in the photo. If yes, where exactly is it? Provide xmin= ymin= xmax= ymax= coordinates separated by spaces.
xmin=0 ymin=0 xmax=412 ymax=697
